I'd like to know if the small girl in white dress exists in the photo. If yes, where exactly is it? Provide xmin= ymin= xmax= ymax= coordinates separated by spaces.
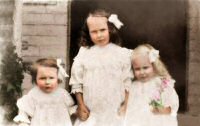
xmin=13 ymin=58 xmax=75 ymax=126
xmin=125 ymin=44 xmax=179 ymax=126
xmin=69 ymin=9 xmax=133 ymax=126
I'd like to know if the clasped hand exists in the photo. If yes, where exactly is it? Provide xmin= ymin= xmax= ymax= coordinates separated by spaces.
xmin=77 ymin=104 xmax=90 ymax=121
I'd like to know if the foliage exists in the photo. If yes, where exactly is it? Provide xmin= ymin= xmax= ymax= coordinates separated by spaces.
xmin=0 ymin=42 xmax=24 ymax=121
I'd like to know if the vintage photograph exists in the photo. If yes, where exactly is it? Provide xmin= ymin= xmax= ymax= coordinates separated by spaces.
xmin=0 ymin=0 xmax=200 ymax=126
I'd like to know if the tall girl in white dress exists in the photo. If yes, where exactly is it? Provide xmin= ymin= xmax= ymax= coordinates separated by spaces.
xmin=69 ymin=9 xmax=133 ymax=126
xmin=125 ymin=44 xmax=179 ymax=126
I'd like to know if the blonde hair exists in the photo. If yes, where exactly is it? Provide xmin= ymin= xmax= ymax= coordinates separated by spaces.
xmin=132 ymin=43 xmax=171 ymax=78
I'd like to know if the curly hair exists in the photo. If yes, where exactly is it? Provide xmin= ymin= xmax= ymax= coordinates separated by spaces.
xmin=79 ymin=9 xmax=122 ymax=47
xmin=132 ymin=43 xmax=171 ymax=78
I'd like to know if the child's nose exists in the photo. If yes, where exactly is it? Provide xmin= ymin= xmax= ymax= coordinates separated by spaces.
xmin=46 ymin=79 xmax=51 ymax=85
xmin=140 ymin=69 xmax=145 ymax=75
xmin=97 ymin=31 xmax=102 ymax=37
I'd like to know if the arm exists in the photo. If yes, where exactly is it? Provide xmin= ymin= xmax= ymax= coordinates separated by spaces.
xmin=13 ymin=94 xmax=35 ymax=126
xmin=75 ymin=92 xmax=90 ymax=121
xmin=69 ymin=47 xmax=90 ymax=120
xmin=124 ymin=90 xmax=129 ymax=106
xmin=118 ymin=90 xmax=129 ymax=116
xmin=152 ymin=78 xmax=179 ymax=115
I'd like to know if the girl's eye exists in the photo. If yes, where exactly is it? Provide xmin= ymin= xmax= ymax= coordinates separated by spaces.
xmin=39 ymin=77 xmax=46 ymax=80
xmin=100 ymin=29 xmax=106 ymax=32
xmin=134 ymin=68 xmax=140 ymax=71
xmin=90 ymin=30 xmax=97 ymax=34
xmin=143 ymin=66 xmax=149 ymax=69
xmin=49 ymin=77 xmax=55 ymax=79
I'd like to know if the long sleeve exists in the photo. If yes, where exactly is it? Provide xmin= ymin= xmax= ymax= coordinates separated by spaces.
xmin=69 ymin=47 xmax=87 ymax=94
xmin=63 ymin=89 xmax=77 ymax=115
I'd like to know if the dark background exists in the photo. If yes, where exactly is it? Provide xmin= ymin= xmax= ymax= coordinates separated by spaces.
xmin=70 ymin=0 xmax=187 ymax=112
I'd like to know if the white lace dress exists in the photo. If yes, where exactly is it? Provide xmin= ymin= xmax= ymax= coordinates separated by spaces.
xmin=69 ymin=43 xmax=133 ymax=126
xmin=13 ymin=86 xmax=75 ymax=126
xmin=125 ymin=77 xmax=179 ymax=126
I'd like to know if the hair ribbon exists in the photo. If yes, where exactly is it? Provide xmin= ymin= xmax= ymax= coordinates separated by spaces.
xmin=149 ymin=49 xmax=159 ymax=63
xmin=57 ymin=58 xmax=69 ymax=78
xmin=108 ymin=14 xmax=124 ymax=29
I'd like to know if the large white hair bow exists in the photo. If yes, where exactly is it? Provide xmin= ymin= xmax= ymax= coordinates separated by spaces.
xmin=149 ymin=49 xmax=159 ymax=63
xmin=108 ymin=14 xmax=124 ymax=29
xmin=57 ymin=59 xmax=69 ymax=79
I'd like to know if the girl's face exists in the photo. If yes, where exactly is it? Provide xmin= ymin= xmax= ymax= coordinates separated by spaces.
xmin=132 ymin=54 xmax=155 ymax=82
xmin=87 ymin=16 xmax=110 ymax=46
xmin=36 ymin=66 xmax=58 ymax=93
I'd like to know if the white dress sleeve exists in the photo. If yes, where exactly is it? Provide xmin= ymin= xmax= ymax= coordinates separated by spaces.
xmin=13 ymin=92 xmax=35 ymax=124
xmin=63 ymin=89 xmax=77 ymax=115
xmin=13 ymin=109 xmax=30 ymax=125
xmin=162 ymin=79 xmax=179 ymax=116
xmin=69 ymin=47 xmax=87 ymax=94
xmin=17 ymin=95 xmax=35 ymax=117
xmin=121 ymin=48 xmax=134 ymax=92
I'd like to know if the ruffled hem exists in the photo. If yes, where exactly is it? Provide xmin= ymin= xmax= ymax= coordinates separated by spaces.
xmin=13 ymin=115 xmax=30 ymax=124
xmin=124 ymin=87 xmax=130 ymax=92
xmin=71 ymin=88 xmax=83 ymax=94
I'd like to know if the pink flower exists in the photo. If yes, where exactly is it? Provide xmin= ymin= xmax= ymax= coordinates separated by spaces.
xmin=149 ymin=78 xmax=172 ymax=108
xmin=161 ymin=78 xmax=170 ymax=89
xmin=152 ymin=90 xmax=161 ymax=101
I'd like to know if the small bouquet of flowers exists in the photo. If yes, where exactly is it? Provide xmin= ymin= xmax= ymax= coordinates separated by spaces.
xmin=149 ymin=78 xmax=171 ymax=109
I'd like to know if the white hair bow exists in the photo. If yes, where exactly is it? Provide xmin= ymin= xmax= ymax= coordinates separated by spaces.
xmin=57 ymin=59 xmax=69 ymax=78
xmin=149 ymin=49 xmax=159 ymax=63
xmin=108 ymin=14 xmax=124 ymax=29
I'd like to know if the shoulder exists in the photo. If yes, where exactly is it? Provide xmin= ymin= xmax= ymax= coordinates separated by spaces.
xmin=56 ymin=87 xmax=68 ymax=94
xmin=79 ymin=46 xmax=89 ymax=53
xmin=111 ymin=44 xmax=133 ymax=59
xmin=155 ymin=76 xmax=175 ymax=88
xmin=56 ymin=87 xmax=71 ymax=97
xmin=131 ymin=80 xmax=140 ymax=88
xmin=111 ymin=43 xmax=132 ymax=53
xmin=17 ymin=87 xmax=39 ymax=105
xmin=28 ymin=86 xmax=41 ymax=96
xmin=73 ymin=46 xmax=89 ymax=61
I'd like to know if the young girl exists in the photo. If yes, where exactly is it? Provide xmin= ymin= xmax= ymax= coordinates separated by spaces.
xmin=13 ymin=58 xmax=75 ymax=126
xmin=125 ymin=44 xmax=179 ymax=126
xmin=69 ymin=9 xmax=133 ymax=126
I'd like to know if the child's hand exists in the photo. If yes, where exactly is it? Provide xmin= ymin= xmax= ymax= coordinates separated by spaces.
xmin=151 ymin=106 xmax=171 ymax=115
xmin=77 ymin=104 xmax=90 ymax=121
xmin=118 ymin=102 xmax=127 ymax=116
